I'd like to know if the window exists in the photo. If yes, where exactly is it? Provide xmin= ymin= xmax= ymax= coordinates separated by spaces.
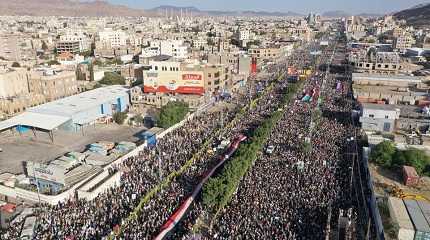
xmin=385 ymin=65 xmax=389 ymax=69
xmin=385 ymin=115 xmax=389 ymax=119
xmin=154 ymin=66 xmax=158 ymax=71
xmin=208 ymin=73 xmax=212 ymax=77
xmin=369 ymin=114 xmax=374 ymax=118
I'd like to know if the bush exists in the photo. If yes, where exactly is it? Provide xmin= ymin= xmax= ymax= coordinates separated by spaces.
xmin=47 ymin=60 xmax=60 ymax=66
xmin=371 ymin=141 xmax=430 ymax=175
xmin=157 ymin=101 xmax=189 ymax=129
xmin=99 ymin=72 xmax=126 ymax=85
xmin=370 ymin=141 xmax=396 ymax=167
xmin=113 ymin=112 xmax=127 ymax=125
xmin=11 ymin=62 xmax=21 ymax=67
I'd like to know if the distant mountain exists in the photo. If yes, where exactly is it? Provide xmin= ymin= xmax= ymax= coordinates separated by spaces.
xmin=357 ymin=13 xmax=383 ymax=18
xmin=149 ymin=5 xmax=302 ymax=17
xmin=0 ymin=0 xmax=146 ymax=17
xmin=322 ymin=10 xmax=350 ymax=18
xmin=394 ymin=2 xmax=430 ymax=28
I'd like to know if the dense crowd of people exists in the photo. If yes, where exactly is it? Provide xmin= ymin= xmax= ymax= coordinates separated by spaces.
xmin=0 ymin=104 xmax=238 ymax=240
xmin=116 ymin=56 xmax=294 ymax=239
xmin=201 ymin=45 xmax=358 ymax=240
xmin=0 ymin=42 xmax=362 ymax=240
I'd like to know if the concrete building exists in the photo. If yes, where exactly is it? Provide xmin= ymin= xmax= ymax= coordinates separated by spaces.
xmin=30 ymin=69 xmax=78 ymax=102
xmin=248 ymin=47 xmax=281 ymax=60
xmin=98 ymin=28 xmax=128 ymax=48
xmin=130 ymin=87 xmax=205 ymax=110
xmin=395 ymin=34 xmax=415 ymax=53
xmin=57 ymin=30 xmax=91 ymax=54
xmin=360 ymin=103 xmax=400 ymax=133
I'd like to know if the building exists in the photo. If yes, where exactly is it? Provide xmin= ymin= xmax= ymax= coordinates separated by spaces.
xmin=395 ymin=34 xmax=415 ymax=53
xmin=98 ymin=28 xmax=128 ymax=48
xmin=0 ymin=33 xmax=35 ymax=61
xmin=0 ymin=86 xmax=130 ymax=134
xmin=56 ymin=41 xmax=81 ymax=54
xmin=0 ymin=67 xmax=77 ymax=117
xmin=247 ymin=47 xmax=281 ymax=60
xmin=130 ymin=87 xmax=205 ymax=110
xmin=30 ymin=69 xmax=78 ymax=102
xmin=57 ymin=30 xmax=91 ymax=54
xmin=359 ymin=103 xmax=400 ymax=132
xmin=141 ymin=56 xmax=231 ymax=96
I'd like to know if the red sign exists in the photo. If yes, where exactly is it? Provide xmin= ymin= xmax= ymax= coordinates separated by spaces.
xmin=182 ymin=74 xmax=202 ymax=81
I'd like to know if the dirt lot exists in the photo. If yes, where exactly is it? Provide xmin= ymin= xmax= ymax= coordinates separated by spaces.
xmin=0 ymin=124 xmax=146 ymax=174
xmin=370 ymin=163 xmax=430 ymax=199
xmin=370 ymin=163 xmax=430 ymax=240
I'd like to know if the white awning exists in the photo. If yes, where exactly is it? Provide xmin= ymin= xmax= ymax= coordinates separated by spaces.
xmin=0 ymin=112 xmax=70 ymax=132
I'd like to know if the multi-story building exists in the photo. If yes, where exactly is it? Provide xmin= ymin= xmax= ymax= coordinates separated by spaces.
xmin=31 ymin=70 xmax=78 ymax=102
xmin=98 ymin=28 xmax=128 ymax=48
xmin=57 ymin=29 xmax=91 ymax=54
xmin=248 ymin=47 xmax=281 ymax=60
xmin=0 ymin=67 xmax=77 ymax=117
xmin=141 ymin=57 xmax=231 ymax=96
xmin=0 ymin=33 xmax=35 ymax=61
xmin=395 ymin=33 xmax=415 ymax=53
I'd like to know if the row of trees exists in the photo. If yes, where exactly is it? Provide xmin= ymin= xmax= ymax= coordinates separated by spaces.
xmin=203 ymin=82 xmax=300 ymax=212
xmin=370 ymin=141 xmax=430 ymax=176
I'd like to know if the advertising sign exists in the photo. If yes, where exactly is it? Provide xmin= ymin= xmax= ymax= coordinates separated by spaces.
xmin=144 ymin=71 xmax=205 ymax=95
xmin=26 ymin=162 xmax=66 ymax=185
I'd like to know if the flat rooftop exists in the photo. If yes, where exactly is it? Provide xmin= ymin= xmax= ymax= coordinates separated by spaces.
xmin=352 ymin=73 xmax=424 ymax=83
xmin=28 ymin=85 xmax=129 ymax=117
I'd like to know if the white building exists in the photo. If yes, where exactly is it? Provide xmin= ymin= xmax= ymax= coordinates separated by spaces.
xmin=359 ymin=103 xmax=400 ymax=133
xmin=99 ymin=28 xmax=128 ymax=48
xmin=59 ymin=29 xmax=91 ymax=53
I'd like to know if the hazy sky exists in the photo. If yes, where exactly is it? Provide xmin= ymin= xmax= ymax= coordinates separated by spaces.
xmin=109 ymin=0 xmax=429 ymax=14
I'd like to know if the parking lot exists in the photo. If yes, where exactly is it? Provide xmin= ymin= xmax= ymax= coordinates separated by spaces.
xmin=0 ymin=124 xmax=146 ymax=174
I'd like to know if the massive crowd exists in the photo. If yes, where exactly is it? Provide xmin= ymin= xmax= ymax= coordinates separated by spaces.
xmin=203 ymin=45 xmax=359 ymax=240
xmin=1 ymin=104 xmax=238 ymax=240
xmin=116 ymin=57 xmax=293 ymax=239
xmin=0 ymin=43 xmax=358 ymax=240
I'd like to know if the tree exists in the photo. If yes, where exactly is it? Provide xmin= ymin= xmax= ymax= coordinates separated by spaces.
xmin=11 ymin=62 xmax=21 ymax=67
xmin=47 ymin=60 xmax=60 ymax=66
xmin=394 ymin=148 xmax=429 ymax=173
xmin=41 ymin=41 xmax=48 ymax=51
xmin=370 ymin=141 xmax=396 ymax=167
xmin=157 ymin=101 xmax=189 ymax=129
xmin=113 ymin=112 xmax=127 ymax=125
xmin=99 ymin=72 xmax=126 ymax=85
xmin=89 ymin=63 xmax=95 ymax=82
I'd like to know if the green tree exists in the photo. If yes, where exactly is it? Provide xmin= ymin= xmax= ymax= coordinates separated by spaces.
xmin=157 ymin=101 xmax=189 ymax=129
xmin=400 ymin=148 xmax=430 ymax=175
xmin=11 ymin=62 xmax=21 ymax=67
xmin=99 ymin=72 xmax=126 ymax=85
xmin=370 ymin=141 xmax=396 ymax=167
xmin=113 ymin=112 xmax=127 ymax=125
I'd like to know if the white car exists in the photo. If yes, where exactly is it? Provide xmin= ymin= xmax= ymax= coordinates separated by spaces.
xmin=0 ymin=147 xmax=2 ymax=152
xmin=266 ymin=145 xmax=275 ymax=154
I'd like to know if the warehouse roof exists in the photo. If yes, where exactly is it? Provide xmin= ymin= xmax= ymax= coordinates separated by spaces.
xmin=0 ymin=86 xmax=129 ymax=132
xmin=0 ymin=111 xmax=70 ymax=132
xmin=28 ymin=85 xmax=129 ymax=117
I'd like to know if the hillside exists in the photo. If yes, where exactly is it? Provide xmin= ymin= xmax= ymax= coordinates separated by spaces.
xmin=149 ymin=5 xmax=302 ymax=17
xmin=0 ymin=0 xmax=146 ymax=17
xmin=394 ymin=3 xmax=430 ymax=28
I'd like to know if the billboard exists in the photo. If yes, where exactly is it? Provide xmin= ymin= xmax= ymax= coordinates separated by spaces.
xmin=26 ymin=162 xmax=66 ymax=185
xmin=144 ymin=71 xmax=205 ymax=95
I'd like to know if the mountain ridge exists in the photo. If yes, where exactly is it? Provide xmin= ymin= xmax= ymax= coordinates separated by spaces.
xmin=393 ymin=2 xmax=430 ymax=28
xmin=0 ymin=0 xmax=146 ymax=16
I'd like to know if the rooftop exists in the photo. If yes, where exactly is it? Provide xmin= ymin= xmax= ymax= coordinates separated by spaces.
xmin=362 ymin=103 xmax=400 ymax=111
